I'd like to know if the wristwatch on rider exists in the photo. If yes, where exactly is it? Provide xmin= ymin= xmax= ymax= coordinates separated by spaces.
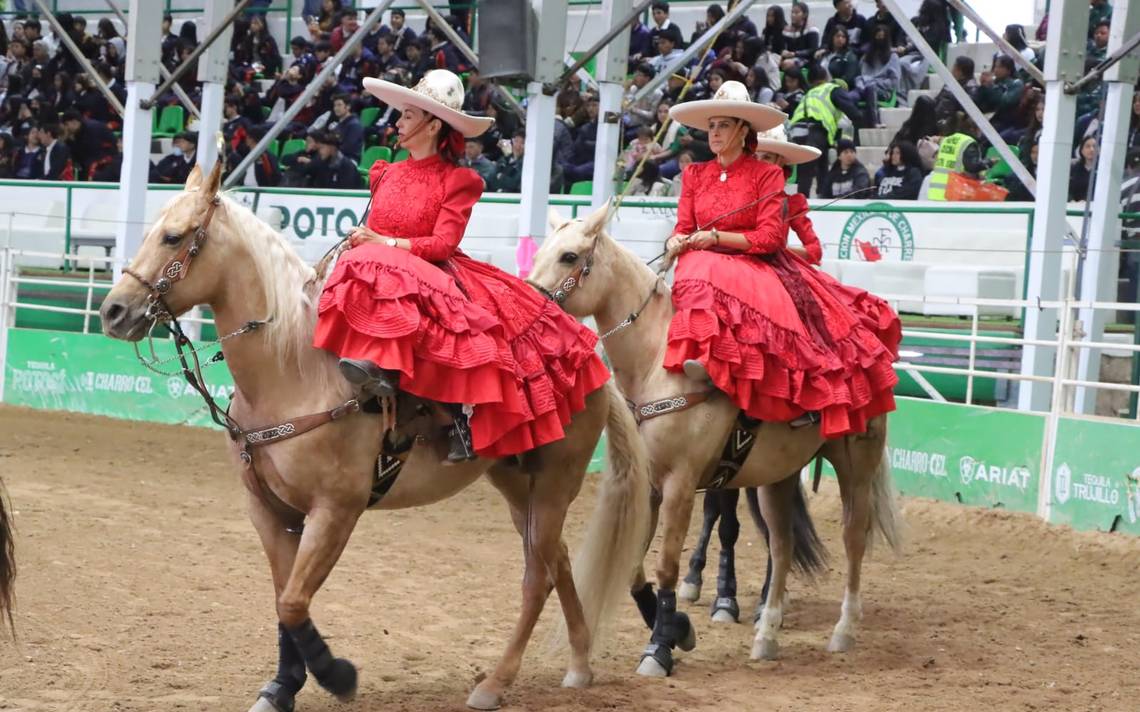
xmin=386 ymin=238 xmax=398 ymax=248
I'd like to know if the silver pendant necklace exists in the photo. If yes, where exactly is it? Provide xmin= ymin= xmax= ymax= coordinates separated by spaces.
xmin=719 ymin=168 xmax=727 ymax=182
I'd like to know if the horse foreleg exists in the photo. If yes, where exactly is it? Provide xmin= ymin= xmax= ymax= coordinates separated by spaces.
xmin=825 ymin=438 xmax=876 ymax=654
xmin=245 ymin=490 xmax=307 ymax=712
xmin=679 ymin=490 xmax=719 ymax=603
xmin=637 ymin=471 xmax=698 ymax=678
xmin=630 ymin=486 xmax=662 ymax=629
xmin=277 ymin=504 xmax=365 ymax=703
xmin=751 ymin=478 xmax=796 ymax=661
xmin=710 ymin=488 xmax=741 ymax=624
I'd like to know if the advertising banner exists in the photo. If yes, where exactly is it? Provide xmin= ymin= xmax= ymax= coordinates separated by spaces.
xmin=1048 ymin=417 xmax=1140 ymax=535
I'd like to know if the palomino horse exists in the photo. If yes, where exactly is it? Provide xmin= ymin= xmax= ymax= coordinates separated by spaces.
xmin=0 ymin=477 xmax=14 ymax=636
xmin=99 ymin=164 xmax=652 ymax=711
xmin=530 ymin=207 xmax=903 ymax=677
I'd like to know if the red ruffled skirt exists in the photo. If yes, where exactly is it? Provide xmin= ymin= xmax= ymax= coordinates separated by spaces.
xmin=663 ymin=250 xmax=899 ymax=439
xmin=314 ymin=244 xmax=610 ymax=457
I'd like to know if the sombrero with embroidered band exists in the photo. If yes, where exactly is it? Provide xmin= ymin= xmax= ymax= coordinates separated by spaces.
xmin=362 ymin=69 xmax=494 ymax=138
xmin=668 ymin=80 xmax=786 ymax=133
xmin=754 ymin=123 xmax=822 ymax=165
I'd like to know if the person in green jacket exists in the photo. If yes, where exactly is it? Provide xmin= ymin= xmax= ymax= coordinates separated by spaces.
xmin=977 ymin=55 xmax=1027 ymax=143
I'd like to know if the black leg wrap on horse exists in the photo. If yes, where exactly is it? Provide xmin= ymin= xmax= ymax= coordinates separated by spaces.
xmin=632 ymin=582 xmax=657 ymax=629
xmin=286 ymin=619 xmax=357 ymax=700
xmin=257 ymin=681 xmax=298 ymax=712
xmin=261 ymin=622 xmax=307 ymax=706
xmin=711 ymin=596 xmax=740 ymax=622
xmin=641 ymin=590 xmax=696 ymax=675
xmin=715 ymin=548 xmax=737 ymax=599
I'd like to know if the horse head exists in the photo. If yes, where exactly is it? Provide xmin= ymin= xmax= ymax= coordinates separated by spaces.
xmin=101 ymin=162 xmax=232 ymax=341
xmin=529 ymin=205 xmax=621 ymax=319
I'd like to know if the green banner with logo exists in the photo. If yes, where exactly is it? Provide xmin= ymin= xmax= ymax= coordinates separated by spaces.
xmin=2 ymin=328 xmax=234 ymax=428
xmin=883 ymin=398 xmax=1045 ymax=512
xmin=1048 ymin=417 xmax=1140 ymax=535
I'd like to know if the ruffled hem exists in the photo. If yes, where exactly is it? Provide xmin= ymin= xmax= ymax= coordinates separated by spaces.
xmin=664 ymin=279 xmax=898 ymax=439
xmin=315 ymin=245 xmax=609 ymax=457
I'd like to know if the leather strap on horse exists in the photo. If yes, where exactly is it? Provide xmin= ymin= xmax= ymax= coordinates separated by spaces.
xmin=626 ymin=391 xmax=711 ymax=424
xmin=237 ymin=399 xmax=362 ymax=465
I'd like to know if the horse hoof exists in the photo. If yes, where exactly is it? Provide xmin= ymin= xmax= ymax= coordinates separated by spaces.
xmin=324 ymin=658 xmax=358 ymax=702
xmin=636 ymin=655 xmax=669 ymax=677
xmin=676 ymin=613 xmax=697 ymax=652
xmin=827 ymin=633 xmax=856 ymax=653
xmin=678 ymin=580 xmax=701 ymax=602
xmin=751 ymin=637 xmax=779 ymax=661
xmin=561 ymin=669 xmax=593 ymax=688
xmin=466 ymin=684 xmax=503 ymax=710
xmin=711 ymin=608 xmax=737 ymax=624
xmin=248 ymin=698 xmax=286 ymax=712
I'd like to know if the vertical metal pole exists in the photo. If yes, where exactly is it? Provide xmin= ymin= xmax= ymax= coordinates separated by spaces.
xmin=1018 ymin=0 xmax=1090 ymax=412
xmin=115 ymin=0 xmax=163 ymax=281
xmin=195 ymin=0 xmax=235 ymax=173
xmin=0 ymin=247 xmax=9 ymax=400
xmin=591 ymin=0 xmax=632 ymax=210
xmin=1073 ymin=0 xmax=1140 ymax=414
xmin=517 ymin=0 xmax=568 ymax=277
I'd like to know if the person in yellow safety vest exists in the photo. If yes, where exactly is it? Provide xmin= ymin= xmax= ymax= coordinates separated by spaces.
xmin=788 ymin=62 xmax=865 ymax=196
xmin=925 ymin=113 xmax=990 ymax=201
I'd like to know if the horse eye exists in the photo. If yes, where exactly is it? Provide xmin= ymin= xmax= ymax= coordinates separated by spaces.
xmin=162 ymin=233 xmax=182 ymax=246
xmin=559 ymin=252 xmax=578 ymax=265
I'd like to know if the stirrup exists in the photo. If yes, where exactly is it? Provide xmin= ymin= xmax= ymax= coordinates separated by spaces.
xmin=338 ymin=358 xmax=396 ymax=398
xmin=446 ymin=411 xmax=476 ymax=463
xmin=682 ymin=359 xmax=712 ymax=385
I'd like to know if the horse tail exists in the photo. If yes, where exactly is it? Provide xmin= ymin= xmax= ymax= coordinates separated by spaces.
xmin=746 ymin=479 xmax=829 ymax=579
xmin=571 ymin=381 xmax=652 ymax=649
xmin=869 ymin=444 xmax=904 ymax=554
xmin=0 ymin=477 xmax=16 ymax=637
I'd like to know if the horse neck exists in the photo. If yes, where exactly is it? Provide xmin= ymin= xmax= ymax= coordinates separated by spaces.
xmin=593 ymin=236 xmax=673 ymax=399
xmin=208 ymin=205 xmax=341 ymax=410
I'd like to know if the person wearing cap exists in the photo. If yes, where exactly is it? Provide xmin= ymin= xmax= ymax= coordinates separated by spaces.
xmin=663 ymin=81 xmax=897 ymax=438
xmin=305 ymin=129 xmax=361 ymax=189
xmin=819 ymin=137 xmax=870 ymax=199
xmin=315 ymin=70 xmax=610 ymax=463
xmin=753 ymin=124 xmax=900 ymax=354
xmin=150 ymin=131 xmax=197 ymax=185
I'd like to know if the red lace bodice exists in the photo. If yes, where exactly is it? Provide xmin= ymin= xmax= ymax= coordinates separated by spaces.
xmin=366 ymin=155 xmax=484 ymax=262
xmin=673 ymin=154 xmax=789 ymax=254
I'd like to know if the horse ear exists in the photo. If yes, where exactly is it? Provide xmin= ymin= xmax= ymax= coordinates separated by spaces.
xmin=184 ymin=164 xmax=204 ymax=191
xmin=547 ymin=207 xmax=567 ymax=232
xmin=581 ymin=205 xmax=610 ymax=236
xmin=202 ymin=159 xmax=224 ymax=198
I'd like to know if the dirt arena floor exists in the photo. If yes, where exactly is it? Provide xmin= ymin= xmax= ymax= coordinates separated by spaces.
xmin=1 ymin=405 xmax=1137 ymax=712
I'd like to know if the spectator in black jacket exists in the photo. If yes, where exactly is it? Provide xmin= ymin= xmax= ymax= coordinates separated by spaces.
xmin=13 ymin=126 xmax=43 ymax=179
xmin=151 ymin=131 xmax=197 ymax=184
xmin=308 ymin=129 xmax=361 ymax=189
xmin=822 ymin=0 xmax=867 ymax=53
xmin=762 ymin=6 xmax=787 ymax=54
xmin=1069 ymin=135 xmax=1098 ymax=202
xmin=863 ymin=0 xmax=905 ymax=54
xmin=289 ymin=36 xmax=318 ymax=82
xmin=819 ymin=138 xmax=871 ymax=198
xmin=779 ymin=1 xmax=820 ymax=72
xmin=647 ymin=1 xmax=681 ymax=57
xmin=876 ymin=140 xmax=925 ymax=199
xmin=60 ymin=109 xmax=116 ymax=176
xmin=327 ymin=93 xmax=363 ymax=162
xmin=388 ymin=8 xmax=418 ymax=61
xmin=229 ymin=126 xmax=281 ymax=187
xmin=933 ymin=55 xmax=979 ymax=126
xmin=39 ymin=123 xmax=73 ymax=180
xmin=561 ymin=94 xmax=599 ymax=184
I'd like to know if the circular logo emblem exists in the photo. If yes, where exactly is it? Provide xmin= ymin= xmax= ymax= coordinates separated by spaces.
xmin=837 ymin=202 xmax=915 ymax=262
xmin=167 ymin=377 xmax=184 ymax=399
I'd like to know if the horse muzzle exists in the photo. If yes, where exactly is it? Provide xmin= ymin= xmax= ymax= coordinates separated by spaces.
xmin=99 ymin=296 xmax=153 ymax=342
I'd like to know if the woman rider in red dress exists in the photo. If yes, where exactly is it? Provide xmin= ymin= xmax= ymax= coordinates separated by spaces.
xmin=752 ymin=124 xmax=903 ymax=358
xmin=664 ymin=81 xmax=897 ymax=438
xmin=314 ymin=70 xmax=610 ymax=462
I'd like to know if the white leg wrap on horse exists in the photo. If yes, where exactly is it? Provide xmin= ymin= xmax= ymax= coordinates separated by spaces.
xmin=827 ymin=591 xmax=862 ymax=653
xmin=750 ymin=604 xmax=782 ymax=660
xmin=561 ymin=669 xmax=593 ymax=688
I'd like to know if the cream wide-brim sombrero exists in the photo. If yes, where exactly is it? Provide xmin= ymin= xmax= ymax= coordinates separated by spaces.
xmin=363 ymin=69 xmax=494 ymax=138
xmin=669 ymin=80 xmax=786 ymax=132
xmin=754 ymin=123 xmax=822 ymax=165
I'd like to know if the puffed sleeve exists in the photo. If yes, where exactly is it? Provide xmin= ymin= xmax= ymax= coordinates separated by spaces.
xmin=740 ymin=165 xmax=789 ymax=255
xmin=407 ymin=166 xmax=484 ymax=262
xmin=673 ymin=163 xmax=699 ymax=236
xmin=787 ymin=192 xmax=823 ymax=265
xmin=368 ymin=160 xmax=390 ymax=193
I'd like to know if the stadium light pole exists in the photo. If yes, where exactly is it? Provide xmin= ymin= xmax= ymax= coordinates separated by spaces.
xmin=114 ymin=0 xmax=163 ymax=281
xmin=1073 ymin=0 xmax=1140 ymax=415
xmin=591 ymin=0 xmax=633 ymax=210
xmin=516 ymin=0 xmax=568 ymax=278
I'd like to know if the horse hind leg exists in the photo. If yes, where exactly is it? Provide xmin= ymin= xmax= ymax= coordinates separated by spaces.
xmin=679 ymin=490 xmax=719 ymax=603
xmin=823 ymin=421 xmax=899 ymax=654
xmin=710 ymin=489 xmax=741 ymax=624
xmin=631 ymin=486 xmax=663 ymax=629
xmin=750 ymin=477 xmax=797 ymax=661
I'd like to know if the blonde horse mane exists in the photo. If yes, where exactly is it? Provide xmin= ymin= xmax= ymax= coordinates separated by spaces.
xmin=212 ymin=193 xmax=339 ymax=392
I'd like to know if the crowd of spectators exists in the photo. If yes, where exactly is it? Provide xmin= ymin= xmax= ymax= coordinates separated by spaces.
xmin=0 ymin=0 xmax=1134 ymax=206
